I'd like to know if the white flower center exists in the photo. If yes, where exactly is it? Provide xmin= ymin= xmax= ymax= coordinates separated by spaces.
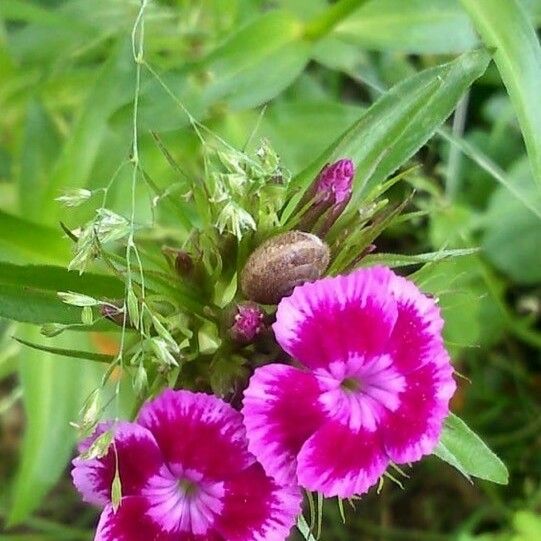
xmin=143 ymin=465 xmax=224 ymax=534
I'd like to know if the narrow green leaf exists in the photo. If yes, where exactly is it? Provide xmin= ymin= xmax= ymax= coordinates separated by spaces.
xmin=42 ymin=43 xmax=134 ymax=220
xmin=0 ymin=211 xmax=70 ymax=265
xmin=18 ymin=100 xmax=62 ymax=218
xmin=202 ymin=10 xmax=310 ymax=109
xmin=361 ymin=248 xmax=479 ymax=268
xmin=0 ymin=262 xmax=124 ymax=325
xmin=461 ymin=0 xmax=541 ymax=189
xmin=138 ymin=11 xmax=311 ymax=131
xmin=482 ymin=159 xmax=541 ymax=283
xmin=0 ymin=284 xmax=82 ymax=325
xmin=8 ymin=327 xmax=104 ymax=524
xmin=13 ymin=337 xmax=114 ymax=364
xmin=0 ymin=262 xmax=124 ymax=297
xmin=285 ymin=49 xmax=490 ymax=218
xmin=434 ymin=413 xmax=509 ymax=485
xmin=334 ymin=0 xmax=478 ymax=54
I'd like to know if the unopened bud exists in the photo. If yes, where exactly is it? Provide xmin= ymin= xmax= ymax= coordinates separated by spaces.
xmin=240 ymin=231 xmax=330 ymax=305
xmin=100 ymin=302 xmax=126 ymax=327
xmin=299 ymin=158 xmax=355 ymax=236
xmin=229 ymin=302 xmax=265 ymax=344
xmin=162 ymin=246 xmax=194 ymax=277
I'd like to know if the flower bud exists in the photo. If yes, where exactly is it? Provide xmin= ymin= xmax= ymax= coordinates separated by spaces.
xmin=240 ymin=231 xmax=330 ymax=305
xmin=100 ymin=302 xmax=126 ymax=327
xmin=229 ymin=302 xmax=265 ymax=344
xmin=162 ymin=246 xmax=194 ymax=277
xmin=299 ymin=158 xmax=355 ymax=236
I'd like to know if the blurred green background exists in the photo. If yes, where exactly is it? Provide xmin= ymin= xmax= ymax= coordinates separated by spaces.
xmin=1 ymin=0 xmax=541 ymax=539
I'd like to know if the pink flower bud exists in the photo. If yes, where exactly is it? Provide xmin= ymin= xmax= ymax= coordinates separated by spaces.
xmin=229 ymin=302 xmax=265 ymax=344
xmin=299 ymin=158 xmax=355 ymax=236
xmin=314 ymin=159 xmax=354 ymax=205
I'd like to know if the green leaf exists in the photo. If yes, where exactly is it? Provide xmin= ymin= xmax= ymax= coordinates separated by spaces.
xmin=335 ymin=0 xmax=478 ymax=54
xmin=18 ymin=100 xmax=62 ymax=219
xmin=482 ymin=159 xmax=541 ymax=284
xmin=13 ymin=336 xmax=114 ymax=364
xmin=0 ymin=0 xmax=69 ymax=25
xmin=286 ymin=49 xmax=490 ymax=218
xmin=42 ymin=43 xmax=134 ymax=221
xmin=0 ymin=263 xmax=124 ymax=298
xmin=434 ymin=413 xmax=509 ymax=485
xmin=202 ymin=10 xmax=310 ymax=109
xmin=0 ymin=211 xmax=70 ymax=265
xmin=261 ymin=99 xmax=363 ymax=173
xmin=0 ymin=262 xmax=124 ymax=325
xmin=137 ymin=10 xmax=311 ymax=132
xmin=0 ymin=284 xmax=82 ymax=325
xmin=361 ymin=248 xmax=479 ymax=268
xmin=460 ymin=0 xmax=541 ymax=189
xmin=8 ymin=327 xmax=104 ymax=524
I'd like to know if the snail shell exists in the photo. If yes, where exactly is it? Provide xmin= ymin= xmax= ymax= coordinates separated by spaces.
xmin=240 ymin=231 xmax=330 ymax=305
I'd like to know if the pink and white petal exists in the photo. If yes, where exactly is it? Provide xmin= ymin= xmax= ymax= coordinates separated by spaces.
xmin=296 ymin=420 xmax=388 ymax=498
xmin=217 ymin=463 xmax=302 ymax=541
xmin=95 ymin=497 xmax=217 ymax=541
xmin=273 ymin=267 xmax=398 ymax=370
xmin=381 ymin=360 xmax=456 ymax=463
xmin=242 ymin=364 xmax=326 ymax=485
xmin=72 ymin=422 xmax=163 ymax=506
xmin=137 ymin=390 xmax=253 ymax=480
xmin=386 ymin=272 xmax=447 ymax=373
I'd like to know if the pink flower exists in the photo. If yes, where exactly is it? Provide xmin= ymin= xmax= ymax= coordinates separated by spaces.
xmin=72 ymin=390 xmax=301 ymax=541
xmin=242 ymin=267 xmax=456 ymax=498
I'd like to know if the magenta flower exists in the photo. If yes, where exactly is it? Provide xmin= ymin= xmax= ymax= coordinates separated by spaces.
xmin=72 ymin=390 xmax=301 ymax=541
xmin=242 ymin=267 xmax=456 ymax=498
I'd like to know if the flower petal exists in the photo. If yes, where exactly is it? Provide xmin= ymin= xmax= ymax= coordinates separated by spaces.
xmin=216 ymin=463 xmax=301 ymax=541
xmin=273 ymin=267 xmax=398 ymax=370
xmin=381 ymin=360 xmax=456 ymax=463
xmin=95 ymin=496 xmax=215 ymax=541
xmin=386 ymin=272 xmax=447 ymax=373
xmin=296 ymin=420 xmax=388 ymax=498
xmin=72 ymin=422 xmax=163 ymax=506
xmin=242 ymin=364 xmax=325 ymax=485
xmin=137 ymin=390 xmax=253 ymax=480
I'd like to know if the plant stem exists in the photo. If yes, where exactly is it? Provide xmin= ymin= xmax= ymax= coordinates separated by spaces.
xmin=303 ymin=0 xmax=370 ymax=42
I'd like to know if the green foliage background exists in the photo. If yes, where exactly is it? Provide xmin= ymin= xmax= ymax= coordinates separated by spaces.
xmin=0 ymin=0 xmax=540 ymax=539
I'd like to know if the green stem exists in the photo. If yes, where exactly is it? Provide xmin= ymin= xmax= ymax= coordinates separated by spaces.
xmin=303 ymin=0 xmax=370 ymax=42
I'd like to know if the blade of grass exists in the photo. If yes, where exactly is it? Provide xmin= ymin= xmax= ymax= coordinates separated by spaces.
xmin=461 ymin=0 xmax=541 ymax=190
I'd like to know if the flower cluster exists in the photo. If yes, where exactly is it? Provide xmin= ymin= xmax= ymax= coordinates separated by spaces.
xmin=71 ymin=159 xmax=456 ymax=541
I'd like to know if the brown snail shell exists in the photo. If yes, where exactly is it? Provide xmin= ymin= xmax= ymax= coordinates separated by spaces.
xmin=240 ymin=231 xmax=330 ymax=305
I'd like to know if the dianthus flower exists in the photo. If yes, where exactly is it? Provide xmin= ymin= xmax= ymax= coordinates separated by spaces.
xmin=72 ymin=390 xmax=301 ymax=541
xmin=242 ymin=266 xmax=456 ymax=498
